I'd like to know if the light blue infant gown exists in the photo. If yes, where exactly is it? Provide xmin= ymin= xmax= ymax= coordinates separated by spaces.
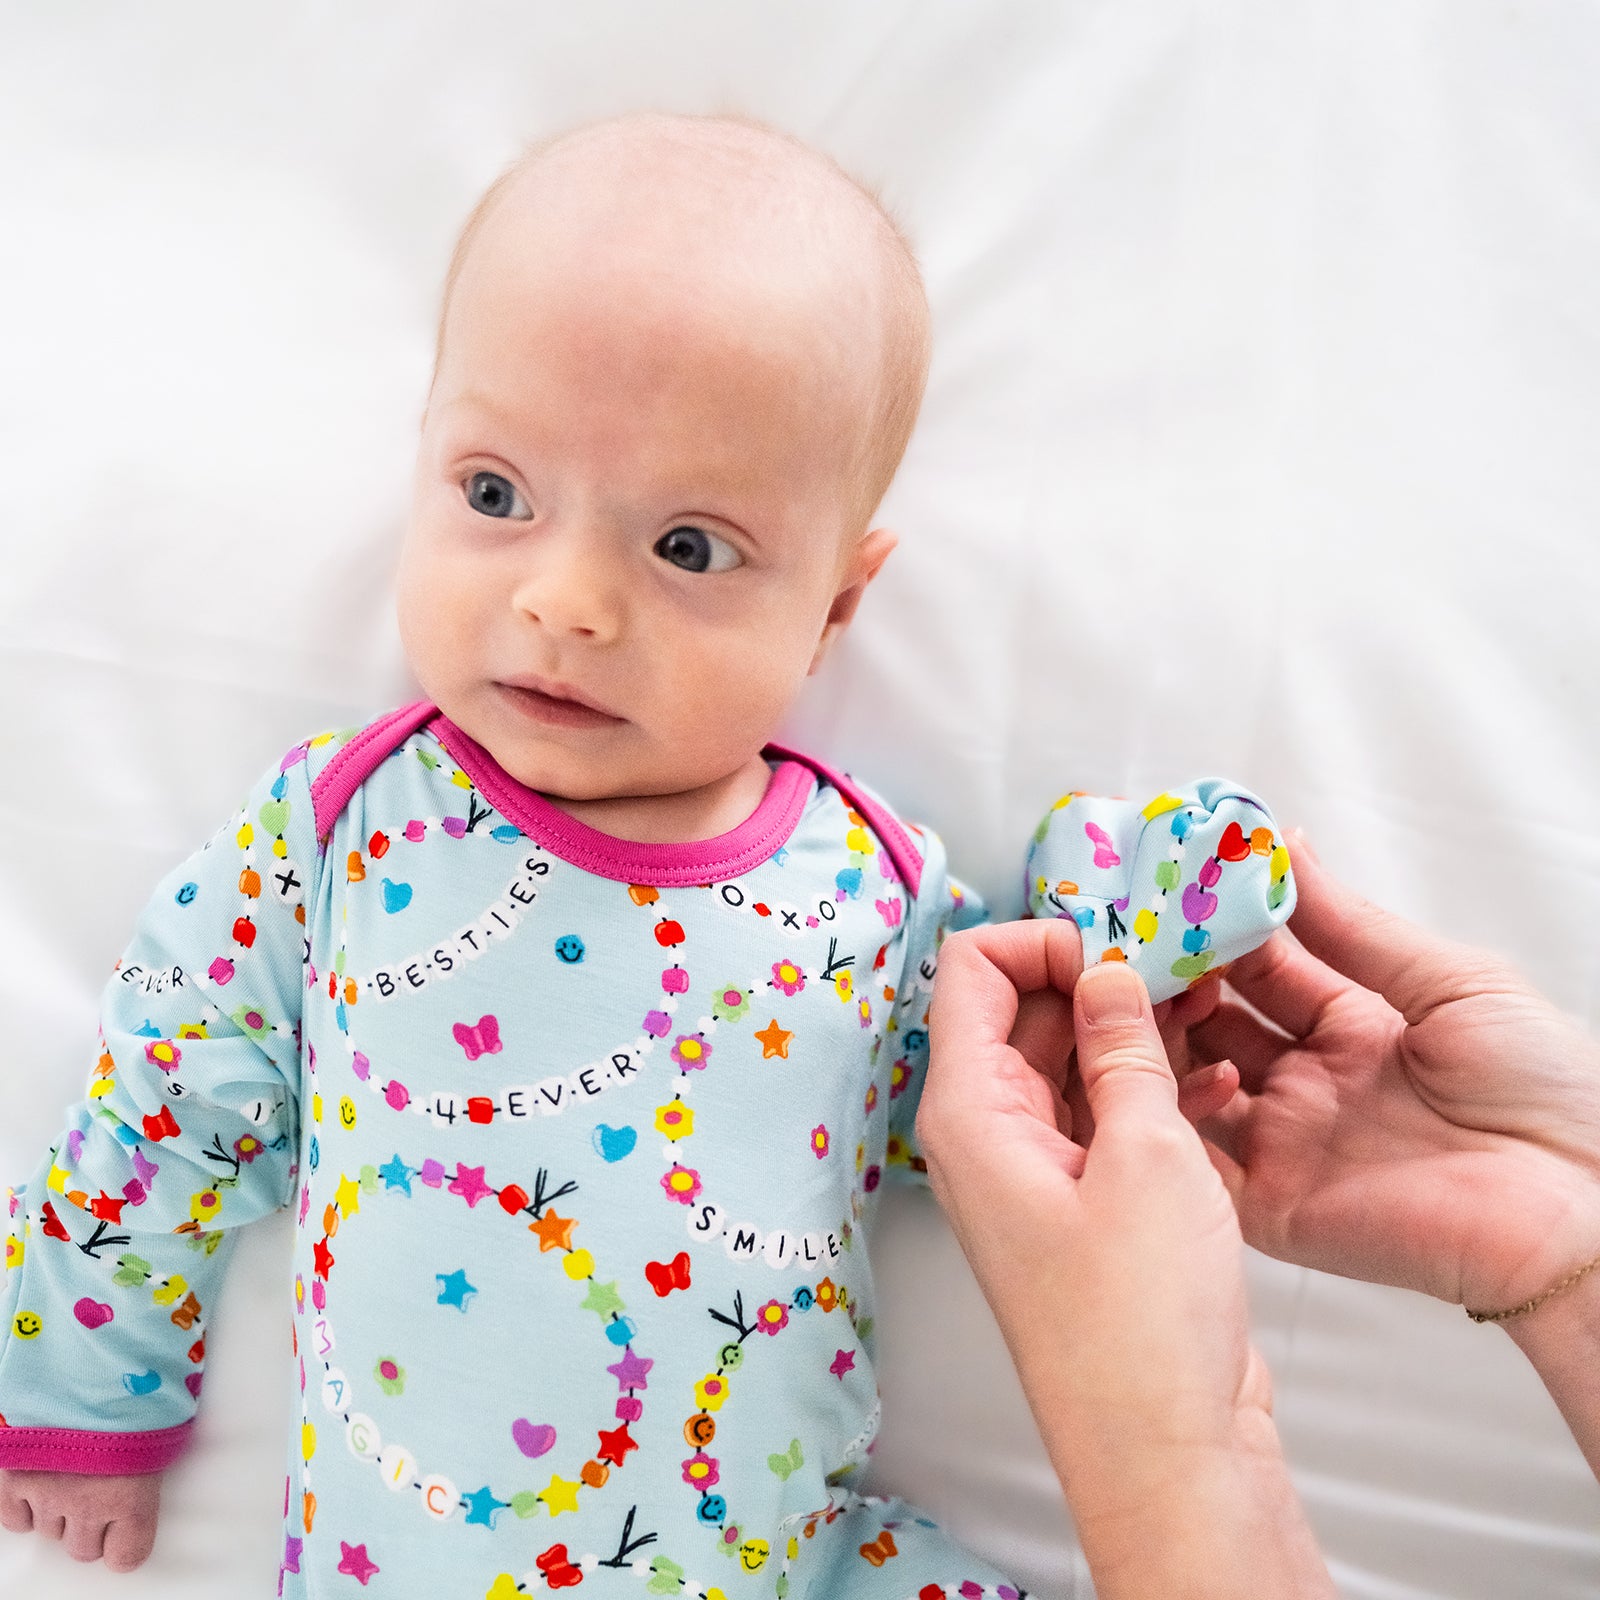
xmin=0 ymin=704 xmax=1292 ymax=1598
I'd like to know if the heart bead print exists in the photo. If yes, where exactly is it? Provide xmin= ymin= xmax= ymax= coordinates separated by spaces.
xmin=1217 ymin=820 xmax=1251 ymax=862
xmin=511 ymin=1419 xmax=557 ymax=1459
xmin=73 ymin=1298 xmax=115 ymax=1330
xmin=592 ymin=1124 xmax=637 ymax=1163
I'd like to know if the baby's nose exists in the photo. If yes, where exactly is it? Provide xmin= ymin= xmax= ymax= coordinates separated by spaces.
xmin=510 ymin=534 xmax=622 ymax=641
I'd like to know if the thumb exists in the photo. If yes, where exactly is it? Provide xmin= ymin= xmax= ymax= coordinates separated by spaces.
xmin=1286 ymin=830 xmax=1500 ymax=1024
xmin=1072 ymin=963 xmax=1183 ymax=1129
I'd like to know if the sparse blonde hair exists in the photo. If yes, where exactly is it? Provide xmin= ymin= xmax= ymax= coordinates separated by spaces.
xmin=434 ymin=111 xmax=931 ymax=535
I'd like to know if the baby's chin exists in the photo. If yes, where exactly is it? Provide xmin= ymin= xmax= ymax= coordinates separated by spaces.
xmin=445 ymin=688 xmax=688 ymax=802
xmin=442 ymin=693 xmax=625 ymax=798
xmin=426 ymin=676 xmax=778 ymax=821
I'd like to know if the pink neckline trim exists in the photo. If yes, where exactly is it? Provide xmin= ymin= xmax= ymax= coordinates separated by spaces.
xmin=431 ymin=716 xmax=817 ymax=886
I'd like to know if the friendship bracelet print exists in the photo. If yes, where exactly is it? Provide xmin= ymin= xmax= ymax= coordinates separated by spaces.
xmin=295 ymin=1156 xmax=648 ymax=1538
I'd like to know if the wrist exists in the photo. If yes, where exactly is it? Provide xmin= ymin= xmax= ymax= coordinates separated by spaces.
xmin=990 ymin=1291 xmax=1331 ymax=1597
xmin=1071 ymin=1416 xmax=1333 ymax=1600
xmin=1503 ymin=1254 xmax=1600 ymax=1478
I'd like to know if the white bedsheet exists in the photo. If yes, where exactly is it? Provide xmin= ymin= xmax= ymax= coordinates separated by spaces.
xmin=2 ymin=4 xmax=1597 ymax=1595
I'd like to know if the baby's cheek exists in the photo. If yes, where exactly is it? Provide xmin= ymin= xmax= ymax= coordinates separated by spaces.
xmin=396 ymin=553 xmax=481 ymax=689
xmin=688 ymin=636 xmax=807 ymax=735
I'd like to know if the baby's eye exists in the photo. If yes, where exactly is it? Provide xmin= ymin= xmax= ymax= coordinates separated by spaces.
xmin=654 ymin=525 xmax=742 ymax=574
xmin=463 ymin=471 xmax=531 ymax=520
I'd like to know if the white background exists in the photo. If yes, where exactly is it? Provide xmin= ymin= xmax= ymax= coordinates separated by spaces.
xmin=1 ymin=3 xmax=1597 ymax=1595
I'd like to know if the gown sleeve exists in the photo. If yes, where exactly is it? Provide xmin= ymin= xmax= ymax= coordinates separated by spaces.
xmin=882 ymin=822 xmax=988 ymax=1186
xmin=0 ymin=738 xmax=326 ymax=1475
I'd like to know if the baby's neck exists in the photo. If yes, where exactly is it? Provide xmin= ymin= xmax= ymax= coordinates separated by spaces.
xmin=542 ymin=753 xmax=775 ymax=845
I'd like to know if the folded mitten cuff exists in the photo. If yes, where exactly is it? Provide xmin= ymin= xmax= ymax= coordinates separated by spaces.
xmin=1025 ymin=780 xmax=1295 ymax=1004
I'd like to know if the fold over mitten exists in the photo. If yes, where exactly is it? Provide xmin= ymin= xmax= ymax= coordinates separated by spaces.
xmin=1025 ymin=780 xmax=1295 ymax=1003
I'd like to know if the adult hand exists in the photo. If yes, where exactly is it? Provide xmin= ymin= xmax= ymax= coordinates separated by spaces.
xmin=920 ymin=921 xmax=1330 ymax=1598
xmin=0 ymin=1467 xmax=160 ymax=1569
xmin=1195 ymin=834 xmax=1600 ymax=1319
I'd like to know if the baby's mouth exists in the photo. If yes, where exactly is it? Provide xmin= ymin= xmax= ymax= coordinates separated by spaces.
xmin=495 ymin=677 xmax=624 ymax=730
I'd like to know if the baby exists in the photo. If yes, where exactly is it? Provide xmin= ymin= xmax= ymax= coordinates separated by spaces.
xmin=0 ymin=113 xmax=1288 ymax=1598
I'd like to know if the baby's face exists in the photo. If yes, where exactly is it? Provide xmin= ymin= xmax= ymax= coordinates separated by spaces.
xmin=397 ymin=185 xmax=885 ymax=809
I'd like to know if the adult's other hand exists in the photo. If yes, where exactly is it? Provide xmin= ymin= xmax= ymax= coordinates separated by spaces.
xmin=1195 ymin=834 xmax=1600 ymax=1473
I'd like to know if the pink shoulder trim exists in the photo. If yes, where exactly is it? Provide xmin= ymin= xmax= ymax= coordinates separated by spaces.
xmin=0 ymin=1420 xmax=193 ymax=1476
xmin=765 ymin=743 xmax=924 ymax=898
xmin=311 ymin=701 xmax=437 ymax=840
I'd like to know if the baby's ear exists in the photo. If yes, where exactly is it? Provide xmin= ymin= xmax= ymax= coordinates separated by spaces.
xmin=809 ymin=527 xmax=898 ymax=674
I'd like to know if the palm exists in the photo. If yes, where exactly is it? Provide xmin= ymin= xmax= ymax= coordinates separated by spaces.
xmin=1197 ymin=856 xmax=1600 ymax=1314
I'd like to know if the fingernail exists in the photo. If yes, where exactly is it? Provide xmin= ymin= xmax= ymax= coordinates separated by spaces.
xmin=1287 ymin=826 xmax=1319 ymax=865
xmin=1077 ymin=963 xmax=1146 ymax=1023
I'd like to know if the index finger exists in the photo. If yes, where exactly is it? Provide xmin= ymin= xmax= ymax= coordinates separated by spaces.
xmin=929 ymin=919 xmax=1084 ymax=1083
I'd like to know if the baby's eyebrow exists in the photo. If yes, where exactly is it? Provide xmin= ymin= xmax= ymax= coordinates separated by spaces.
xmin=433 ymin=390 xmax=518 ymax=427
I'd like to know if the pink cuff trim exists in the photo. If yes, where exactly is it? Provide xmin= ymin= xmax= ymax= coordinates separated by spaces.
xmin=312 ymin=701 xmax=438 ymax=840
xmin=433 ymin=717 xmax=817 ymax=886
xmin=0 ymin=1421 xmax=193 ymax=1476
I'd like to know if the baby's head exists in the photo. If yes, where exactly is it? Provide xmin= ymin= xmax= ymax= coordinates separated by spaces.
xmin=396 ymin=112 xmax=929 ymax=817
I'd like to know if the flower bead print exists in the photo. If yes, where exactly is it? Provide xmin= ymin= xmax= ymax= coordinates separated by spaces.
xmin=770 ymin=959 xmax=806 ymax=997
xmin=144 ymin=1039 xmax=181 ymax=1073
xmin=711 ymin=984 xmax=750 ymax=1023
xmin=671 ymin=1035 xmax=711 ymax=1070
xmin=655 ymin=1102 xmax=694 ymax=1142
xmin=695 ymin=1374 xmax=729 ymax=1412
xmin=661 ymin=1166 xmax=703 ymax=1205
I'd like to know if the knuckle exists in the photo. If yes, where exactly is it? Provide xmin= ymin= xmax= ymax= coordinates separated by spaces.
xmin=1117 ymin=1116 xmax=1194 ymax=1166
xmin=1088 ymin=1034 xmax=1172 ymax=1076
xmin=1453 ymin=949 xmax=1521 ymax=995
